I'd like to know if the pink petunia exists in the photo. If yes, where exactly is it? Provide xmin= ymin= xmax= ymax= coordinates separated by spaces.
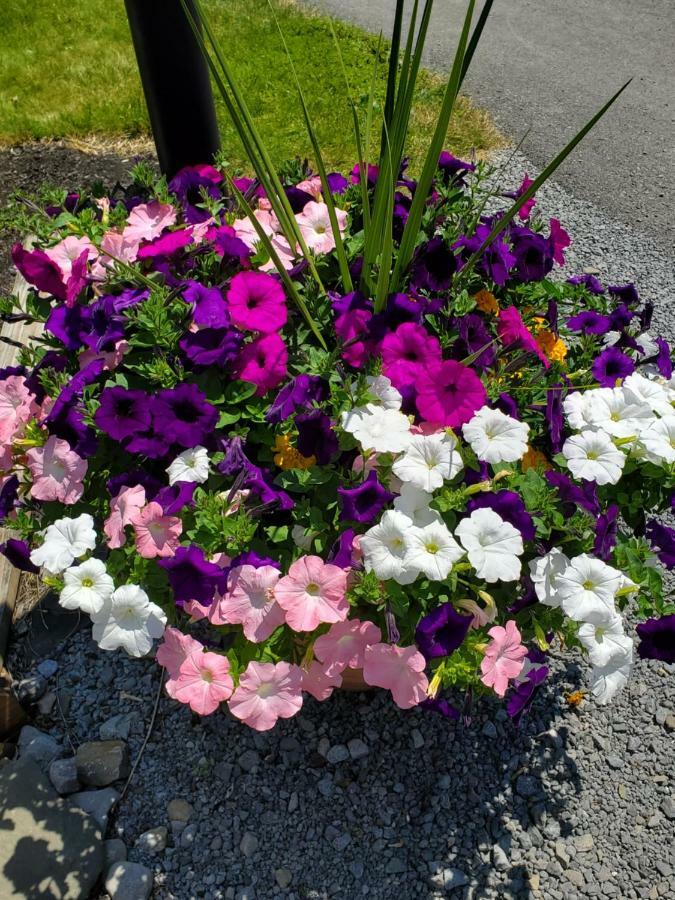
xmin=295 ymin=176 xmax=323 ymax=199
xmin=169 ymin=650 xmax=234 ymax=716
xmin=43 ymin=235 xmax=96 ymax=280
xmin=416 ymin=360 xmax=488 ymax=428
xmin=233 ymin=333 xmax=288 ymax=396
xmin=515 ymin=174 xmax=536 ymax=221
xmin=381 ymin=322 xmax=441 ymax=390
xmin=26 ymin=435 xmax=87 ymax=505
xmin=274 ymin=555 xmax=348 ymax=632
xmin=334 ymin=308 xmax=377 ymax=369
xmin=227 ymin=270 xmax=287 ymax=334
xmin=104 ymin=484 xmax=147 ymax=549
xmin=209 ymin=564 xmax=285 ymax=642
xmin=301 ymin=660 xmax=342 ymax=701
xmin=0 ymin=375 xmax=38 ymax=444
xmin=79 ymin=340 xmax=129 ymax=372
xmin=296 ymin=201 xmax=348 ymax=254
xmin=363 ymin=643 xmax=429 ymax=709
xmin=549 ymin=218 xmax=571 ymax=266
xmin=228 ymin=661 xmax=304 ymax=731
xmin=91 ymin=231 xmax=141 ymax=279
xmin=480 ymin=619 xmax=528 ymax=697
xmin=156 ymin=626 xmax=204 ymax=678
xmin=133 ymin=501 xmax=182 ymax=558
xmin=123 ymin=200 xmax=177 ymax=243
xmin=313 ymin=618 xmax=382 ymax=676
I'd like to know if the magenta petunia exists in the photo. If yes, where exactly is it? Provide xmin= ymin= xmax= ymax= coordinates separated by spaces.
xmin=233 ymin=334 xmax=288 ymax=396
xmin=381 ymin=322 xmax=441 ymax=389
xmin=416 ymin=360 xmax=488 ymax=428
xmin=227 ymin=270 xmax=287 ymax=334
xmin=498 ymin=306 xmax=550 ymax=368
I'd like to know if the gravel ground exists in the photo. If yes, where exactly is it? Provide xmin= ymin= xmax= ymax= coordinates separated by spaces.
xmin=3 ymin=145 xmax=675 ymax=900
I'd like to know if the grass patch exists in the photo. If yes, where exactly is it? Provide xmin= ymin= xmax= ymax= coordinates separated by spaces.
xmin=0 ymin=0 xmax=503 ymax=169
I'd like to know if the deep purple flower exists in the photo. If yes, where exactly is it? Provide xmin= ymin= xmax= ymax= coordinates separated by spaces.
xmin=496 ymin=392 xmax=519 ymax=419
xmin=45 ymin=402 xmax=98 ymax=458
xmin=506 ymin=661 xmax=548 ymax=723
xmin=350 ymin=162 xmax=379 ymax=187
xmin=452 ymin=313 xmax=495 ymax=369
xmin=566 ymin=309 xmax=612 ymax=335
xmin=83 ymin=297 xmax=126 ymax=352
xmin=295 ymin=410 xmax=338 ymax=465
xmin=169 ymin=164 xmax=222 ymax=223
xmin=179 ymin=327 xmax=243 ymax=370
xmin=608 ymin=303 xmax=636 ymax=331
xmin=45 ymin=304 xmax=91 ymax=350
xmin=645 ymin=520 xmax=675 ymax=568
xmin=415 ymin=602 xmax=473 ymax=660
xmin=107 ymin=470 xmax=162 ymax=500
xmin=510 ymin=226 xmax=554 ymax=282
xmin=181 ymin=281 xmax=229 ymax=328
xmin=154 ymin=384 xmax=218 ymax=448
xmin=546 ymin=385 xmax=564 ymax=454
xmin=411 ymin=236 xmax=457 ymax=292
xmin=229 ymin=550 xmax=280 ymax=570
xmin=545 ymin=470 xmax=600 ymax=516
xmin=467 ymin=490 xmax=535 ymax=541
xmin=327 ymin=172 xmax=349 ymax=194
xmin=159 ymin=545 xmax=228 ymax=607
xmin=242 ymin=464 xmax=294 ymax=511
xmin=639 ymin=302 xmax=654 ymax=331
xmin=636 ymin=615 xmax=675 ymax=663
xmin=95 ymin=387 xmax=153 ymax=441
xmin=567 ymin=273 xmax=605 ymax=295
xmin=545 ymin=298 xmax=559 ymax=334
xmin=285 ymin=186 xmax=315 ymax=213
xmin=122 ymin=424 xmax=170 ymax=460
xmin=508 ymin=575 xmax=538 ymax=614
xmin=328 ymin=529 xmax=356 ymax=569
xmin=23 ymin=352 xmax=68 ymax=404
xmin=107 ymin=288 xmax=149 ymax=313
xmin=608 ymin=283 xmax=639 ymax=305
xmin=592 ymin=347 xmax=635 ymax=387
xmin=655 ymin=338 xmax=673 ymax=379
xmin=266 ymin=375 xmax=328 ymax=424
xmin=154 ymin=481 xmax=198 ymax=515
xmin=420 ymin=696 xmax=461 ymax=720
xmin=338 ymin=470 xmax=394 ymax=524
xmin=0 ymin=475 xmax=20 ymax=520
xmin=453 ymin=224 xmax=516 ymax=287
xmin=594 ymin=504 xmax=619 ymax=561
xmin=217 ymin=436 xmax=250 ymax=477
xmin=209 ymin=225 xmax=252 ymax=260
xmin=437 ymin=151 xmax=475 ymax=187
xmin=0 ymin=538 xmax=39 ymax=574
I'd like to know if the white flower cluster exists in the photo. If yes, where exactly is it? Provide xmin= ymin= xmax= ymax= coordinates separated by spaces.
xmin=562 ymin=372 xmax=675 ymax=485
xmin=30 ymin=513 xmax=166 ymax=657
xmin=530 ymin=549 xmax=634 ymax=704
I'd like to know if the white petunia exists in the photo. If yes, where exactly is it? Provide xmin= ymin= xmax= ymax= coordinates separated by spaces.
xmin=365 ymin=375 xmax=402 ymax=410
xmin=556 ymin=554 xmax=622 ymax=624
xmin=91 ymin=584 xmax=167 ymax=657
xmin=578 ymin=614 xmax=633 ymax=668
xmin=360 ymin=510 xmax=418 ymax=585
xmin=623 ymin=372 xmax=674 ymax=418
xmin=455 ymin=507 xmax=524 ymax=583
xmin=528 ymin=548 xmax=570 ymax=607
xmin=584 ymin=387 xmax=653 ymax=440
xmin=563 ymin=390 xmax=602 ymax=431
xmin=562 ymin=430 xmax=625 ymax=485
xmin=341 ymin=404 xmax=412 ymax=453
xmin=30 ymin=514 xmax=97 ymax=574
xmin=462 ymin=407 xmax=529 ymax=464
xmin=291 ymin=524 xmax=314 ymax=551
xmin=590 ymin=655 xmax=632 ymax=705
xmin=403 ymin=520 xmax=464 ymax=581
xmin=167 ymin=446 xmax=210 ymax=485
xmin=636 ymin=417 xmax=675 ymax=465
xmin=393 ymin=483 xmax=440 ymax=527
xmin=391 ymin=432 xmax=463 ymax=492
xmin=60 ymin=558 xmax=114 ymax=615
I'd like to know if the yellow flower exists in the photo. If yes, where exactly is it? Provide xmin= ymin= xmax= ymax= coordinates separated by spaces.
xmin=474 ymin=289 xmax=499 ymax=316
xmin=535 ymin=328 xmax=568 ymax=363
xmin=521 ymin=446 xmax=551 ymax=472
xmin=273 ymin=434 xmax=315 ymax=471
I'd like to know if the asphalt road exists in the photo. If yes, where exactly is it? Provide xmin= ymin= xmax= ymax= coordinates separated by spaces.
xmin=302 ymin=0 xmax=675 ymax=249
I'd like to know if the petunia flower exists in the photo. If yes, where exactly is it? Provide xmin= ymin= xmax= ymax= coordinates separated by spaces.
xmin=562 ymin=430 xmax=625 ymax=485
xmin=313 ymin=618 xmax=382 ymax=676
xmin=91 ymin=583 xmax=167 ymax=657
xmin=466 ymin=490 xmax=535 ymax=542
xmin=363 ymin=643 xmax=429 ymax=709
xmin=166 ymin=446 xmax=210 ymax=485
xmin=480 ymin=620 xmax=528 ymax=697
xmin=341 ymin=404 xmax=412 ymax=454
xmin=381 ymin=322 xmax=442 ymax=389
xmin=638 ymin=418 xmax=675 ymax=466
xmin=590 ymin=655 xmax=632 ymax=705
xmin=104 ymin=484 xmax=146 ymax=549
xmin=497 ymin=306 xmax=549 ymax=368
xmin=301 ymin=661 xmax=343 ymax=701
xmin=295 ymin=410 xmax=339 ymax=465
xmin=43 ymin=235 xmax=96 ymax=280
xmin=296 ymin=201 xmax=348 ymax=254
xmin=59 ymin=558 xmax=114 ymax=615
xmin=581 ymin=387 xmax=652 ymax=441
xmin=30 ymin=513 xmax=97 ymax=574
xmin=154 ymin=384 xmax=219 ymax=449
xmin=338 ymin=470 xmax=394 ymax=524
xmin=274 ymin=555 xmax=348 ymax=632
xmin=123 ymin=200 xmax=176 ymax=244
xmin=416 ymin=360 xmax=487 ymax=428
xmin=156 ymin=626 xmax=205 ymax=678
xmin=393 ymin=483 xmax=440 ymax=527
xmin=0 ymin=375 xmax=38 ymax=444
xmin=415 ymin=602 xmax=473 ymax=660
xmin=462 ymin=407 xmax=529 ymax=464
xmin=528 ymin=548 xmax=569 ymax=607
xmin=578 ymin=614 xmax=633 ymax=668
xmin=228 ymin=661 xmax=304 ymax=731
xmin=404 ymin=520 xmax=464 ymax=581
xmin=410 ymin=236 xmax=457 ymax=292
xmin=636 ymin=614 xmax=675 ymax=663
xmin=266 ymin=374 xmax=328 ymax=423
xmin=159 ymin=545 xmax=228 ymax=607
xmin=26 ymin=435 xmax=87 ymax=505
xmin=645 ymin=520 xmax=675 ymax=568
xmin=233 ymin=333 xmax=288 ymax=396
xmin=455 ymin=508 xmax=524 ymax=583
xmin=360 ymin=510 xmax=418 ymax=585
xmin=169 ymin=650 xmax=234 ymax=716
xmin=556 ymin=553 xmax=622 ymax=624
xmin=210 ymin=564 xmax=285 ymax=642
xmin=133 ymin=502 xmax=182 ymax=559
xmin=94 ymin=387 xmax=153 ymax=442
xmin=364 ymin=374 xmax=403 ymax=410
xmin=549 ymin=218 xmax=571 ymax=265
xmin=592 ymin=347 xmax=635 ymax=387
xmin=227 ymin=270 xmax=287 ymax=334
xmin=392 ymin=431 xmax=463 ymax=492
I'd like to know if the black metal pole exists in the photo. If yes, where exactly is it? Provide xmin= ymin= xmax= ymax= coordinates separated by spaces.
xmin=124 ymin=0 xmax=220 ymax=179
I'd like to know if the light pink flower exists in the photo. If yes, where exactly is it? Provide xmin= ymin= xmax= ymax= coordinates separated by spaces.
xmin=209 ymin=564 xmax=285 ymax=642
xmin=259 ymin=233 xmax=298 ymax=273
xmin=26 ymin=436 xmax=87 ymax=505
xmin=313 ymin=619 xmax=382 ymax=676
xmin=156 ymin=626 xmax=204 ymax=678
xmin=228 ymin=661 xmax=304 ymax=731
xmin=44 ymin=235 xmax=96 ymax=279
xmin=104 ymin=484 xmax=146 ymax=549
xmin=169 ymin=650 xmax=234 ymax=715
xmin=78 ymin=340 xmax=129 ymax=371
xmin=0 ymin=375 xmax=38 ymax=444
xmin=123 ymin=200 xmax=177 ymax=243
xmin=480 ymin=619 xmax=528 ymax=697
xmin=363 ymin=643 xmax=429 ymax=709
xmin=296 ymin=176 xmax=323 ymax=199
xmin=91 ymin=230 xmax=141 ymax=277
xmin=274 ymin=555 xmax=348 ymax=632
xmin=296 ymin=201 xmax=347 ymax=254
xmin=232 ymin=209 xmax=276 ymax=250
xmin=133 ymin=501 xmax=182 ymax=558
xmin=302 ymin=660 xmax=342 ymax=701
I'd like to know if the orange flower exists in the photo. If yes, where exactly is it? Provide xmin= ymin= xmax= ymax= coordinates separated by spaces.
xmin=474 ymin=289 xmax=499 ymax=316
xmin=535 ymin=328 xmax=568 ymax=363
xmin=521 ymin=446 xmax=550 ymax=472
xmin=273 ymin=434 xmax=315 ymax=471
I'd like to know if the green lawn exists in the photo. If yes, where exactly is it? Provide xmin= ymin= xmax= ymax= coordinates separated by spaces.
xmin=0 ymin=0 xmax=503 ymax=170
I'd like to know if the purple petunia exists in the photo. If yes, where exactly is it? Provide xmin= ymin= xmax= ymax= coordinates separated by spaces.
xmin=546 ymin=385 xmax=565 ymax=454
xmin=154 ymin=383 xmax=219 ymax=448
xmin=415 ymin=602 xmax=473 ymax=660
xmin=592 ymin=347 xmax=635 ymax=387
xmin=506 ymin=656 xmax=548 ymax=723
xmin=265 ymin=375 xmax=328 ymax=424
xmin=0 ymin=475 xmax=20 ymax=520
xmin=452 ymin=313 xmax=496 ymax=369
xmin=159 ymin=545 xmax=228 ymax=607
xmin=154 ymin=481 xmax=198 ymax=515
xmin=95 ymin=387 xmax=153 ymax=441
xmin=567 ymin=273 xmax=605 ymax=295
xmin=437 ymin=151 xmax=475 ymax=187
xmin=295 ymin=410 xmax=338 ymax=465
xmin=410 ymin=236 xmax=457 ymax=292
xmin=645 ymin=520 xmax=675 ymax=569
xmin=0 ymin=538 xmax=39 ymax=574
xmin=545 ymin=470 xmax=600 ymax=516
xmin=636 ymin=615 xmax=675 ymax=663
xmin=168 ymin=164 xmax=223 ymax=223
xmin=566 ymin=309 xmax=612 ymax=335
xmin=338 ymin=470 xmax=394 ymax=524
xmin=510 ymin=225 xmax=554 ymax=282
xmin=420 ymin=696 xmax=461 ymax=720
xmin=453 ymin=223 xmax=516 ymax=287
xmin=181 ymin=280 xmax=230 ymax=329
xmin=179 ymin=327 xmax=243 ymax=370
xmin=594 ymin=504 xmax=619 ymax=561
xmin=327 ymin=528 xmax=357 ymax=569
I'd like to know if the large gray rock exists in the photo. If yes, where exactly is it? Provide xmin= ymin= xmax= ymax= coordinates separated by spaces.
xmin=49 ymin=757 xmax=81 ymax=795
xmin=18 ymin=725 xmax=63 ymax=770
xmin=0 ymin=757 xmax=104 ymax=899
xmin=75 ymin=740 xmax=131 ymax=787
xmin=104 ymin=861 xmax=153 ymax=900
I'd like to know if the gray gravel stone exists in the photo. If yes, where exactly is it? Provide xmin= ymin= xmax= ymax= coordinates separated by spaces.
xmin=103 ymin=839 xmax=128 ymax=867
xmin=275 ymin=867 xmax=293 ymax=888
xmin=238 ymin=749 xmax=260 ymax=772
xmin=348 ymin=738 xmax=370 ymax=760
xmin=70 ymin=788 xmax=119 ymax=832
xmin=99 ymin=713 xmax=134 ymax=742
xmin=49 ymin=757 xmax=80 ymax=795
xmin=36 ymin=658 xmax=58 ymax=678
xmin=326 ymin=743 xmax=350 ymax=764
xmin=136 ymin=826 xmax=168 ymax=853
xmin=660 ymin=798 xmax=675 ymax=820
xmin=18 ymin=725 xmax=63 ymax=770
xmin=75 ymin=740 xmax=130 ymax=787
xmin=105 ymin=861 xmax=153 ymax=900
xmin=167 ymin=798 xmax=193 ymax=822
xmin=239 ymin=831 xmax=258 ymax=858
xmin=15 ymin=674 xmax=47 ymax=703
